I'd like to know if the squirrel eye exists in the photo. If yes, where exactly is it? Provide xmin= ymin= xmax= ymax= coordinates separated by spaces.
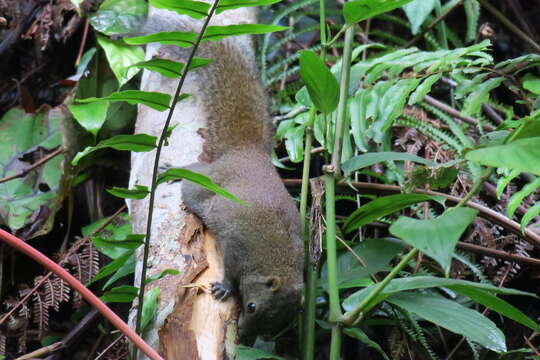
xmin=247 ymin=302 xmax=257 ymax=313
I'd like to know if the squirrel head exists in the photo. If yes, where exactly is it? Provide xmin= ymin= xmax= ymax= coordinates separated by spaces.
xmin=237 ymin=273 xmax=303 ymax=342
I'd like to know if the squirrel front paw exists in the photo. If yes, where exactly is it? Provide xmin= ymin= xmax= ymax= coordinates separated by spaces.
xmin=211 ymin=282 xmax=232 ymax=301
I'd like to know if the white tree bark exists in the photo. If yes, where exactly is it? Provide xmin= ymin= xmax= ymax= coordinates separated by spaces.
xmin=127 ymin=5 xmax=258 ymax=359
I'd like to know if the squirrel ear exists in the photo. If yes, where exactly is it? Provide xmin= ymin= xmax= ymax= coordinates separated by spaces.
xmin=266 ymin=276 xmax=282 ymax=291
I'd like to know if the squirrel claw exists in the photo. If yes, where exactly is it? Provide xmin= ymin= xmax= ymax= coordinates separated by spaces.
xmin=211 ymin=282 xmax=231 ymax=301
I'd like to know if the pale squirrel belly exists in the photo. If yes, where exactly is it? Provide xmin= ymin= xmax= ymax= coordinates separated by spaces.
xmin=144 ymin=8 xmax=304 ymax=341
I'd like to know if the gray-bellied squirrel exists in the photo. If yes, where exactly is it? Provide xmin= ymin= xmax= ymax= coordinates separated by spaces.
xmin=140 ymin=7 xmax=304 ymax=341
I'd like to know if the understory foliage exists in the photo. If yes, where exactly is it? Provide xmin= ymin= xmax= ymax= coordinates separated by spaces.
xmin=0 ymin=0 xmax=539 ymax=359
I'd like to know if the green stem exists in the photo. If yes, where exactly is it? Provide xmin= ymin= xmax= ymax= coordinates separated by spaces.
xmin=301 ymin=109 xmax=316 ymax=360
xmin=323 ymin=22 xmax=355 ymax=360
xmin=341 ymin=248 xmax=419 ymax=325
xmin=329 ymin=325 xmax=342 ymax=360
xmin=324 ymin=174 xmax=342 ymax=321
xmin=319 ymin=0 xmax=327 ymax=46
xmin=134 ymin=0 xmax=220 ymax=338
xmin=456 ymin=167 xmax=494 ymax=208
xmin=330 ymin=25 xmax=354 ymax=175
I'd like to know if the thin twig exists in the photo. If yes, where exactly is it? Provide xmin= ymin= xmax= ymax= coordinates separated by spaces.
xmin=272 ymin=106 xmax=307 ymax=123
xmin=15 ymin=341 xmax=63 ymax=360
xmin=75 ymin=18 xmax=90 ymax=67
xmin=456 ymin=242 xmax=540 ymax=267
xmin=279 ymin=146 xmax=325 ymax=163
xmin=524 ymin=335 xmax=540 ymax=357
xmin=94 ymin=335 xmax=124 ymax=360
xmin=0 ymin=147 xmax=64 ymax=184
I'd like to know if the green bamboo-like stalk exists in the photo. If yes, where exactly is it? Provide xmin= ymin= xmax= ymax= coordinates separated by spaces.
xmin=324 ymin=24 xmax=355 ymax=360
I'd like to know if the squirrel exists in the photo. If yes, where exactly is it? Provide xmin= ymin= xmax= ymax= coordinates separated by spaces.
xmin=140 ymin=8 xmax=304 ymax=341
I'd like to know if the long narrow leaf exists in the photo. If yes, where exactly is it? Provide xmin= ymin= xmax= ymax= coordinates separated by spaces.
xmin=72 ymin=134 xmax=157 ymax=166
xmin=203 ymin=24 xmax=287 ymax=41
xmin=342 ymin=152 xmax=438 ymax=175
xmin=343 ymin=0 xmax=414 ymax=25
xmin=149 ymin=0 xmax=210 ymax=19
xmin=387 ymin=292 xmax=506 ymax=353
xmin=157 ymin=168 xmax=247 ymax=205
xmin=343 ymin=194 xmax=443 ymax=233
xmin=216 ymin=0 xmax=282 ymax=13
xmin=78 ymin=90 xmax=171 ymax=111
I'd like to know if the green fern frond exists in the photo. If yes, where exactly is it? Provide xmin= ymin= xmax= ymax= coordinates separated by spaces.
xmin=397 ymin=114 xmax=463 ymax=151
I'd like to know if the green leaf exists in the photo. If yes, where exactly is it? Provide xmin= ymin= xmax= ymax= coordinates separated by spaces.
xmin=465 ymin=137 xmax=540 ymax=176
xmin=125 ymin=31 xmax=198 ymax=47
xmin=237 ymin=345 xmax=285 ymax=360
xmin=107 ymin=185 xmax=149 ymax=199
xmin=89 ymin=250 xmax=134 ymax=285
xmin=408 ymin=73 xmax=442 ymax=105
xmin=149 ymin=0 xmax=210 ymax=19
xmin=521 ymin=203 xmax=540 ymax=232
xmin=343 ymin=194 xmax=443 ymax=233
xmin=510 ymin=111 xmax=540 ymax=141
xmin=89 ymin=0 xmax=148 ymax=35
xmin=141 ymin=287 xmax=160 ymax=332
xmin=343 ymin=0 xmax=414 ymax=25
xmin=299 ymin=50 xmax=339 ymax=113
xmin=203 ymin=24 xmax=287 ymax=42
xmin=78 ymin=90 xmax=171 ymax=112
xmin=157 ymin=168 xmax=246 ymax=205
xmin=216 ymin=0 xmax=282 ymax=13
xmin=389 ymin=208 xmax=478 ymax=274
xmin=82 ymin=213 xmax=131 ymax=258
xmin=344 ymin=328 xmax=390 ymax=360
xmin=496 ymin=169 xmax=520 ymax=199
xmin=402 ymin=0 xmax=436 ymax=34
xmin=100 ymin=285 xmax=139 ymax=303
xmin=68 ymin=101 xmax=109 ymax=137
xmin=146 ymin=269 xmax=180 ymax=285
xmin=103 ymin=253 xmax=136 ymax=289
xmin=507 ymin=177 xmax=540 ymax=219
xmin=372 ymin=78 xmax=420 ymax=141
xmin=342 ymin=152 xmax=438 ymax=175
xmin=523 ymin=73 xmax=540 ymax=95
xmin=92 ymin=234 xmax=144 ymax=249
xmin=320 ymin=238 xmax=403 ymax=290
xmin=130 ymin=57 xmax=213 ymax=78
xmin=97 ymin=35 xmax=145 ymax=88
xmin=0 ymin=108 xmax=63 ymax=231
xmin=387 ymin=291 xmax=506 ymax=352
xmin=72 ymin=133 xmax=157 ymax=166
xmin=342 ymin=275 xmax=536 ymax=313
xmin=283 ymin=126 xmax=305 ymax=163
xmin=451 ymin=285 xmax=540 ymax=332
xmin=462 ymin=77 xmax=504 ymax=116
